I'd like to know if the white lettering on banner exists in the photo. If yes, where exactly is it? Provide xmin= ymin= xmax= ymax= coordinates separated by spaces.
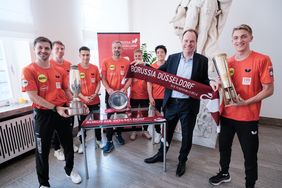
xmin=157 ymin=72 xmax=195 ymax=90
xmin=130 ymin=66 xmax=156 ymax=78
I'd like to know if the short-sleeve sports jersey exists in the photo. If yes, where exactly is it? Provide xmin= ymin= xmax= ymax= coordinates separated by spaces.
xmin=50 ymin=59 xmax=72 ymax=74
xmin=221 ymin=51 xmax=274 ymax=121
xmin=151 ymin=62 xmax=165 ymax=99
xmin=78 ymin=63 xmax=101 ymax=105
xmin=101 ymin=57 xmax=130 ymax=91
xmin=21 ymin=62 xmax=69 ymax=109
xmin=130 ymin=78 xmax=148 ymax=99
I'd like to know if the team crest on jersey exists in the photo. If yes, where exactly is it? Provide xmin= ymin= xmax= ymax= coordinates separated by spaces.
xmin=269 ymin=66 xmax=273 ymax=77
xmin=110 ymin=64 xmax=115 ymax=70
xmin=229 ymin=68 xmax=235 ymax=76
xmin=21 ymin=79 xmax=28 ymax=87
xmin=38 ymin=74 xmax=47 ymax=83
xmin=80 ymin=72 xmax=85 ymax=79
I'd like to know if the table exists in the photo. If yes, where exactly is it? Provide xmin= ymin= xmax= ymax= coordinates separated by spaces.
xmin=81 ymin=111 xmax=167 ymax=179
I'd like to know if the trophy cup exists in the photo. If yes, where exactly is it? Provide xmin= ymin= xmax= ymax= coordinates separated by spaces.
xmin=68 ymin=65 xmax=87 ymax=116
xmin=212 ymin=53 xmax=238 ymax=105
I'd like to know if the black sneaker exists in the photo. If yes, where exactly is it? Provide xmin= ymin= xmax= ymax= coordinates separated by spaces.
xmin=103 ymin=141 xmax=114 ymax=153
xmin=209 ymin=171 xmax=231 ymax=186
xmin=115 ymin=135 xmax=125 ymax=145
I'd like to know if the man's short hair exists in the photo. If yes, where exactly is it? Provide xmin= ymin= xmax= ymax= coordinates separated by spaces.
xmin=134 ymin=49 xmax=143 ymax=54
xmin=182 ymin=29 xmax=198 ymax=41
xmin=52 ymin=40 xmax=65 ymax=47
xmin=33 ymin=36 xmax=52 ymax=49
xmin=79 ymin=46 xmax=90 ymax=52
xmin=112 ymin=40 xmax=122 ymax=46
xmin=232 ymin=24 xmax=253 ymax=35
xmin=155 ymin=45 xmax=167 ymax=54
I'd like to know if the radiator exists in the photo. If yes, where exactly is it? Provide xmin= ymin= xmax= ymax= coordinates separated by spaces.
xmin=0 ymin=113 xmax=35 ymax=164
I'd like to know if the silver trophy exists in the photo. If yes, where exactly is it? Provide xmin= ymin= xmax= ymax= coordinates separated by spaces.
xmin=68 ymin=65 xmax=87 ymax=115
xmin=212 ymin=53 xmax=238 ymax=105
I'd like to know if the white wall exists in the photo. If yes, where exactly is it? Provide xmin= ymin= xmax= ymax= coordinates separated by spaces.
xmin=129 ymin=0 xmax=282 ymax=119
xmin=30 ymin=0 xmax=83 ymax=64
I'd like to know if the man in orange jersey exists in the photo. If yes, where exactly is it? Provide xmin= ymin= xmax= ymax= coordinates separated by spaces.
xmin=50 ymin=41 xmax=78 ymax=160
xmin=209 ymin=24 xmax=274 ymax=188
xmin=21 ymin=37 xmax=83 ymax=187
xmin=129 ymin=49 xmax=151 ymax=141
xmin=77 ymin=46 xmax=102 ymax=153
xmin=101 ymin=41 xmax=132 ymax=153
xmin=147 ymin=45 xmax=167 ymax=143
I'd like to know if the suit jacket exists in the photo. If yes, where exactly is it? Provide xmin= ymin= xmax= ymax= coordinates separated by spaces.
xmin=159 ymin=52 xmax=210 ymax=114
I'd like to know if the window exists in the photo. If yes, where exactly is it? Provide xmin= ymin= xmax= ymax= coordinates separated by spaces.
xmin=0 ymin=38 xmax=32 ymax=105
xmin=0 ymin=41 xmax=12 ymax=103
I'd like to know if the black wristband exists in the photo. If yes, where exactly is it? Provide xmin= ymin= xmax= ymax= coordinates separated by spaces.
xmin=52 ymin=106 xmax=57 ymax=112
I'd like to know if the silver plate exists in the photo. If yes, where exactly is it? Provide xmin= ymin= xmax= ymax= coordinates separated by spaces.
xmin=108 ymin=91 xmax=128 ymax=110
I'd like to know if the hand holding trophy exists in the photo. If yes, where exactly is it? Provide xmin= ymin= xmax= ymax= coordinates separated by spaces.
xmin=68 ymin=65 xmax=89 ymax=115
xmin=212 ymin=53 xmax=239 ymax=105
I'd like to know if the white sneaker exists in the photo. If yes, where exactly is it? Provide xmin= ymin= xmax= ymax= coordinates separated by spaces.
xmin=78 ymin=144 xmax=83 ymax=154
xmin=54 ymin=149 xmax=65 ymax=161
xmin=40 ymin=186 xmax=50 ymax=188
xmin=142 ymin=131 xmax=152 ymax=140
xmin=96 ymin=140 xmax=103 ymax=149
xmin=154 ymin=133 xmax=161 ymax=144
xmin=73 ymin=144 xmax=79 ymax=153
xmin=67 ymin=170 xmax=82 ymax=184
xmin=130 ymin=131 xmax=137 ymax=141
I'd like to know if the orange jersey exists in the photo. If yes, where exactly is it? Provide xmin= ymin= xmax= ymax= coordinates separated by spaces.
xmin=78 ymin=63 xmax=101 ymax=105
xmin=50 ymin=59 xmax=72 ymax=74
xmin=221 ymin=51 xmax=274 ymax=121
xmin=150 ymin=62 xmax=165 ymax=99
xmin=21 ymin=62 xmax=69 ymax=109
xmin=131 ymin=78 xmax=148 ymax=99
xmin=101 ymin=57 xmax=130 ymax=91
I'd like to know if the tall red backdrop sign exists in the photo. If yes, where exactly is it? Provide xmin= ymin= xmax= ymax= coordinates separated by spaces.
xmin=97 ymin=33 xmax=140 ymax=67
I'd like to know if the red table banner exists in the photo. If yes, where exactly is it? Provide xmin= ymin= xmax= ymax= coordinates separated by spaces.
xmin=82 ymin=116 xmax=166 ymax=128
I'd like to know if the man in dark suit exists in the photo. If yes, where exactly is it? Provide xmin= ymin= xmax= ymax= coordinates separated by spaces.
xmin=144 ymin=29 xmax=218 ymax=177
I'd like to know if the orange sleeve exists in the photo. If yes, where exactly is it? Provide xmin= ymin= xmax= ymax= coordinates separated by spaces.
xmin=21 ymin=67 xmax=38 ymax=92
xmin=95 ymin=65 xmax=101 ymax=82
xmin=101 ymin=59 xmax=107 ymax=78
xmin=260 ymin=56 xmax=274 ymax=84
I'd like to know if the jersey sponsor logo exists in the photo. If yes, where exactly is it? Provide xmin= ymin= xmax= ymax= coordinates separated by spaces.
xmin=38 ymin=74 xmax=47 ymax=83
xmin=91 ymin=77 xmax=96 ymax=83
xmin=110 ymin=64 xmax=115 ymax=70
xmin=21 ymin=79 xmax=28 ymax=87
xmin=80 ymin=72 xmax=86 ymax=79
xmin=242 ymin=77 xmax=252 ymax=85
xmin=229 ymin=68 xmax=235 ymax=76
xmin=269 ymin=66 xmax=274 ymax=77
xmin=39 ymin=85 xmax=48 ymax=91
xmin=56 ymin=82 xmax=61 ymax=89
xmin=120 ymin=65 xmax=125 ymax=75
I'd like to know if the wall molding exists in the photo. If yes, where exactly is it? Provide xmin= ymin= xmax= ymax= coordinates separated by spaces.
xmin=260 ymin=116 xmax=282 ymax=127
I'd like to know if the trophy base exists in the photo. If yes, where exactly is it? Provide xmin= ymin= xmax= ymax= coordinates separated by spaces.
xmin=68 ymin=100 xmax=86 ymax=116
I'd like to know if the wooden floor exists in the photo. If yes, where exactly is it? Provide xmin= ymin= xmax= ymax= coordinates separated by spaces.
xmin=0 ymin=124 xmax=282 ymax=188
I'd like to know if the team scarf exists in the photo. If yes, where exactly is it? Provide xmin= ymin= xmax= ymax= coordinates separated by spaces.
xmin=125 ymin=64 xmax=220 ymax=131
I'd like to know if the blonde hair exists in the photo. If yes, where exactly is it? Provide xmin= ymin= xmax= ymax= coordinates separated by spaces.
xmin=232 ymin=24 xmax=253 ymax=35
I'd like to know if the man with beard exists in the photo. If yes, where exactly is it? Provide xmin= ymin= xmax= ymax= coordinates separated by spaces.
xmin=101 ymin=41 xmax=132 ymax=153
xmin=21 ymin=37 xmax=83 ymax=187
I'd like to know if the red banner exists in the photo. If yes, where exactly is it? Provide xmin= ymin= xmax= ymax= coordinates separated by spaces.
xmin=82 ymin=116 xmax=166 ymax=128
xmin=97 ymin=33 xmax=140 ymax=67
xmin=126 ymin=65 xmax=220 ymax=125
